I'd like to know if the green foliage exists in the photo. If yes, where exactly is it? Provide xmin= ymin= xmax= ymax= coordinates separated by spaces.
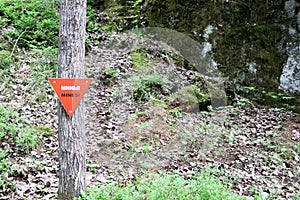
xmin=0 ymin=50 xmax=12 ymax=80
xmin=16 ymin=127 xmax=41 ymax=152
xmin=132 ymin=75 xmax=168 ymax=101
xmin=236 ymin=97 xmax=253 ymax=107
xmin=168 ymin=107 xmax=181 ymax=118
xmin=128 ymin=111 xmax=147 ymax=121
xmin=78 ymin=172 xmax=245 ymax=200
xmin=130 ymin=50 xmax=149 ymax=71
xmin=0 ymin=105 xmax=44 ymax=153
xmin=105 ymin=0 xmax=146 ymax=31
xmin=0 ymin=150 xmax=16 ymax=193
xmin=101 ymin=67 xmax=120 ymax=84
xmin=297 ymin=142 xmax=300 ymax=155
xmin=0 ymin=0 xmax=59 ymax=49
xmin=0 ymin=50 xmax=11 ymax=69
xmin=148 ymin=98 xmax=168 ymax=108
xmin=35 ymin=125 xmax=54 ymax=136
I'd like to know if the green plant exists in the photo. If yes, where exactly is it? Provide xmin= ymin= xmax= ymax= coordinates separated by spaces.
xmin=283 ymin=104 xmax=296 ymax=111
xmin=130 ymin=50 xmax=149 ymax=71
xmin=0 ymin=50 xmax=11 ymax=69
xmin=78 ymin=171 xmax=246 ymax=200
xmin=168 ymin=107 xmax=182 ymax=117
xmin=0 ymin=150 xmax=16 ymax=193
xmin=148 ymin=98 xmax=168 ymax=108
xmin=0 ymin=0 xmax=59 ymax=49
xmin=0 ymin=105 xmax=43 ymax=152
xmin=104 ymin=0 xmax=146 ymax=31
xmin=297 ymin=142 xmax=300 ymax=154
xmin=17 ymin=127 xmax=42 ymax=153
xmin=136 ymin=120 xmax=153 ymax=129
xmin=142 ymin=143 xmax=151 ymax=154
xmin=0 ymin=50 xmax=13 ymax=82
xmin=36 ymin=125 xmax=54 ymax=136
xmin=101 ymin=67 xmax=120 ymax=84
xmin=244 ymin=86 xmax=256 ymax=91
xmin=132 ymin=75 xmax=168 ymax=101
xmin=86 ymin=161 xmax=100 ymax=173
xmin=236 ymin=97 xmax=253 ymax=106
xmin=128 ymin=111 xmax=147 ymax=121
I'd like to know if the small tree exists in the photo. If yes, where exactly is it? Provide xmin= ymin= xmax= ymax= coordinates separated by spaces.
xmin=57 ymin=0 xmax=87 ymax=199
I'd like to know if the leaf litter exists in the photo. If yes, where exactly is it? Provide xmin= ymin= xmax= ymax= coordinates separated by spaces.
xmin=0 ymin=31 xmax=299 ymax=199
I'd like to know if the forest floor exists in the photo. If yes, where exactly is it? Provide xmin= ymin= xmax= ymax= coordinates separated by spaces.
xmin=1 ymin=31 xmax=300 ymax=200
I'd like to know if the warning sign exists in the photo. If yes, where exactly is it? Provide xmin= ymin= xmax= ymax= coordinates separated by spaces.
xmin=48 ymin=78 xmax=93 ymax=118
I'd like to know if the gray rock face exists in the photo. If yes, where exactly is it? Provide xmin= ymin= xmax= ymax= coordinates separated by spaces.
xmin=279 ymin=1 xmax=300 ymax=95
xmin=279 ymin=42 xmax=300 ymax=94
xmin=285 ymin=0 xmax=296 ymax=18
xmin=297 ymin=12 xmax=300 ymax=31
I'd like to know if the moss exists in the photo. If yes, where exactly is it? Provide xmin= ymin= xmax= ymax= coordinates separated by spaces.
xmin=103 ymin=0 xmax=296 ymax=110
xmin=130 ymin=50 xmax=150 ymax=71
xmin=148 ymin=98 xmax=168 ymax=109
xmin=169 ymin=85 xmax=211 ymax=111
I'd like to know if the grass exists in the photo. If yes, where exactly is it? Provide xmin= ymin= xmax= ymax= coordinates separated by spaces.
xmin=78 ymin=172 xmax=246 ymax=200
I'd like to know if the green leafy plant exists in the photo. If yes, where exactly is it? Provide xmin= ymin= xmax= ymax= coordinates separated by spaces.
xmin=168 ymin=107 xmax=182 ymax=117
xmin=132 ymin=75 xmax=168 ymax=101
xmin=0 ymin=50 xmax=13 ymax=81
xmin=17 ymin=127 xmax=41 ymax=153
xmin=105 ymin=0 xmax=146 ymax=31
xmin=0 ymin=150 xmax=16 ymax=193
xmin=169 ymin=85 xmax=211 ymax=111
xmin=148 ymin=98 xmax=168 ymax=108
xmin=236 ymin=97 xmax=253 ymax=106
xmin=0 ymin=0 xmax=59 ymax=50
xmin=244 ymin=86 xmax=256 ymax=91
xmin=78 ymin=172 xmax=246 ymax=200
xmin=101 ymin=67 xmax=120 ymax=84
xmin=0 ymin=106 xmax=43 ymax=152
xmin=128 ymin=111 xmax=147 ymax=121
xmin=136 ymin=120 xmax=153 ymax=129
xmin=131 ymin=50 xmax=149 ymax=71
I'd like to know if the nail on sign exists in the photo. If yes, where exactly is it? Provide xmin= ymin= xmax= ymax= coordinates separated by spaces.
xmin=48 ymin=78 xmax=93 ymax=118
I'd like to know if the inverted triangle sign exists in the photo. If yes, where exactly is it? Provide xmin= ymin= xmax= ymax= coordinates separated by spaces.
xmin=48 ymin=78 xmax=93 ymax=118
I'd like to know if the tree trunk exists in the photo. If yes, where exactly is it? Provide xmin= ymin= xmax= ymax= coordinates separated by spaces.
xmin=57 ymin=0 xmax=87 ymax=199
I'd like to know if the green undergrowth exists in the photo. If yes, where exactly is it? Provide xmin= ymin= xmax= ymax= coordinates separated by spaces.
xmin=0 ymin=0 xmax=59 ymax=50
xmin=0 ymin=150 xmax=16 ymax=193
xmin=0 ymin=50 xmax=13 ymax=79
xmin=130 ymin=50 xmax=150 ymax=71
xmin=78 ymin=171 xmax=246 ymax=200
xmin=131 ymin=74 xmax=170 ymax=101
xmin=0 ymin=105 xmax=45 ymax=153
xmin=104 ymin=0 xmax=146 ymax=31
xmin=0 ymin=105 xmax=51 ymax=194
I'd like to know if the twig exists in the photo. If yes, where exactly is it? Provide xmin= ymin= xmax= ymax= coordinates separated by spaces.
xmin=10 ymin=30 xmax=26 ymax=59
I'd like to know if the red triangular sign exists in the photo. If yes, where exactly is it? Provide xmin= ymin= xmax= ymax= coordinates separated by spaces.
xmin=48 ymin=78 xmax=93 ymax=118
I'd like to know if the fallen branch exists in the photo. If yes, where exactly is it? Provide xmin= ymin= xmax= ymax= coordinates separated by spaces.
xmin=10 ymin=30 xmax=26 ymax=59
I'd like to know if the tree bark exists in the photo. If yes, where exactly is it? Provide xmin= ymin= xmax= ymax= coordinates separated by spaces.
xmin=57 ymin=0 xmax=87 ymax=199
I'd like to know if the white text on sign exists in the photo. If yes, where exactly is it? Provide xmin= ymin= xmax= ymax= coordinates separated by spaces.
xmin=61 ymin=86 xmax=81 ymax=90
